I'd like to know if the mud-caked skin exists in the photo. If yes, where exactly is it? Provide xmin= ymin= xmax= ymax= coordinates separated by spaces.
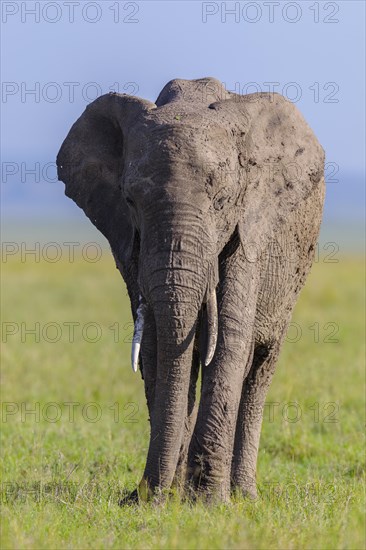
xmin=57 ymin=77 xmax=325 ymax=502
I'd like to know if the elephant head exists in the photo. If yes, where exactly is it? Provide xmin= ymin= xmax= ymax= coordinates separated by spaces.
xmin=57 ymin=77 xmax=324 ymax=500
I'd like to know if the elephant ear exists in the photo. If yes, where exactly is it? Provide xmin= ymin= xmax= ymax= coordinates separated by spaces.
xmin=57 ymin=93 xmax=155 ymax=311
xmin=211 ymin=93 xmax=325 ymax=247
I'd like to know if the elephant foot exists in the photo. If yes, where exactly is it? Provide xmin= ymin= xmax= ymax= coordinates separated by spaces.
xmin=119 ymin=479 xmax=155 ymax=506
xmin=139 ymin=478 xmax=177 ymax=503
xmin=186 ymin=469 xmax=231 ymax=503
xmin=118 ymin=488 xmax=139 ymax=506
xmin=119 ymin=479 xmax=177 ymax=506
xmin=231 ymin=480 xmax=258 ymax=501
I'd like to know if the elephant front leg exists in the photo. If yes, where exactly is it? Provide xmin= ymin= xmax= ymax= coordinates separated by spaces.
xmin=187 ymin=252 xmax=259 ymax=501
xmin=120 ymin=307 xmax=157 ymax=506
xmin=231 ymin=324 xmax=288 ymax=498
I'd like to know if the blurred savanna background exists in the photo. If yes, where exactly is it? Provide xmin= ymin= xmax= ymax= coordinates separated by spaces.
xmin=1 ymin=1 xmax=365 ymax=549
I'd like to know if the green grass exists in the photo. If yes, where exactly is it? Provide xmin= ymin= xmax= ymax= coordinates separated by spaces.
xmin=1 ymin=252 xmax=365 ymax=549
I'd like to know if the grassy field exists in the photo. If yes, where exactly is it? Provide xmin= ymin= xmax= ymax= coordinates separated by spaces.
xmin=1 ymin=251 xmax=365 ymax=549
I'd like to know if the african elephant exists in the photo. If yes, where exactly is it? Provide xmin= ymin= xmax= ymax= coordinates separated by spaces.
xmin=57 ymin=77 xmax=325 ymax=502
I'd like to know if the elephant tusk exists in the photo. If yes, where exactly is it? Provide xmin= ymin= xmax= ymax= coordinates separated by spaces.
xmin=131 ymin=296 xmax=147 ymax=373
xmin=205 ymin=288 xmax=218 ymax=366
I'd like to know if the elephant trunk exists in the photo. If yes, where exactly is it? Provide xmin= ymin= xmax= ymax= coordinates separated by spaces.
xmin=141 ymin=280 xmax=203 ymax=491
xmin=135 ymin=210 xmax=219 ymax=494
xmin=136 ymin=213 xmax=220 ymax=489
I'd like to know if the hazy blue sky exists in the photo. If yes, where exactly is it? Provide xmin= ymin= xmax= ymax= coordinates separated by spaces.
xmin=1 ymin=0 xmax=365 ymax=244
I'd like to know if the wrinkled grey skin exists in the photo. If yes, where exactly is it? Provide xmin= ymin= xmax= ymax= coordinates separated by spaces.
xmin=57 ymin=78 xmax=325 ymax=502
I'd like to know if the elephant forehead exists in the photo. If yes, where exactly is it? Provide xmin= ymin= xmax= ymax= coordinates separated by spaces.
xmin=124 ymin=121 xmax=239 ymax=210
xmin=129 ymin=115 xmax=235 ymax=166
xmin=146 ymin=101 xmax=231 ymax=129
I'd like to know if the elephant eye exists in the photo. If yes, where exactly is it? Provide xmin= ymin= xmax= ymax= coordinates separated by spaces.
xmin=213 ymin=188 xmax=231 ymax=211
xmin=125 ymin=196 xmax=135 ymax=209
